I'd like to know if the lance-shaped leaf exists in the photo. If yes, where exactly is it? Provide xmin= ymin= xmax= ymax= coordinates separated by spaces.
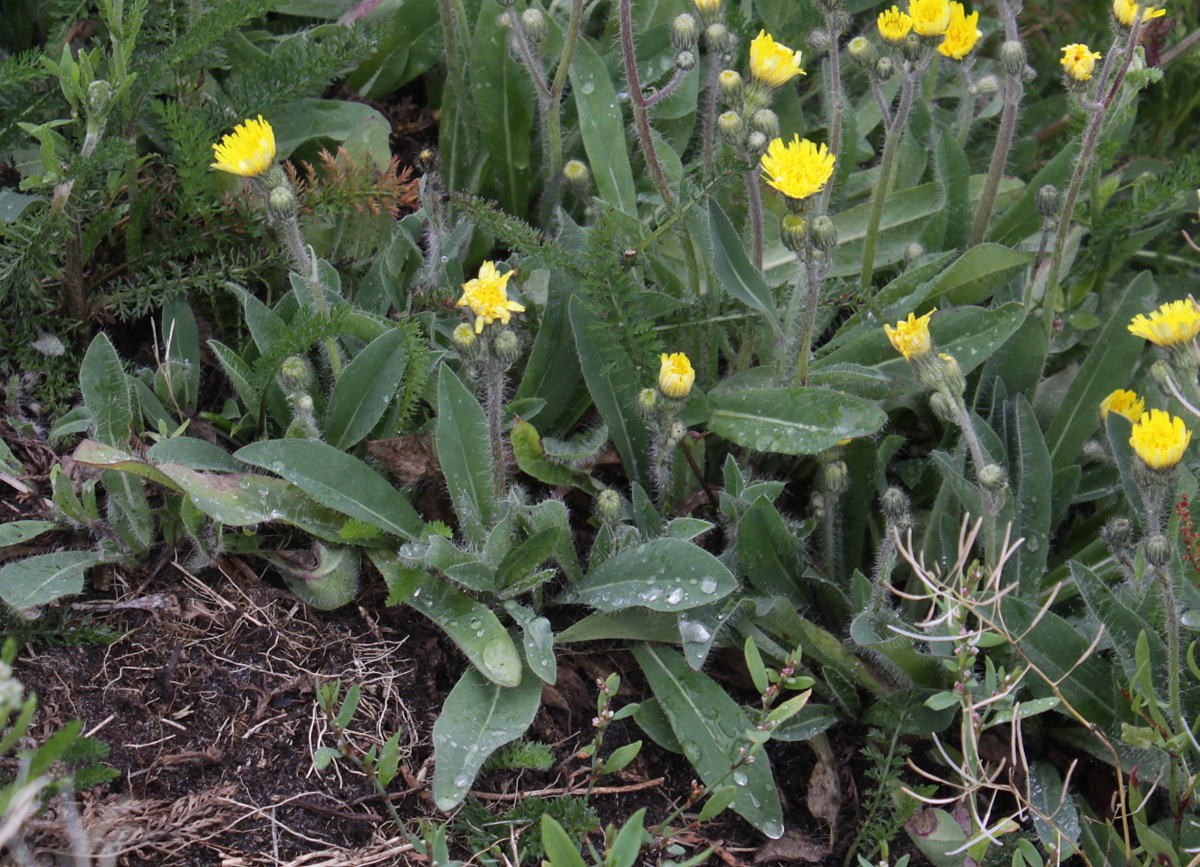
xmin=706 ymin=387 xmax=886 ymax=456
xmin=564 ymin=538 xmax=735 ymax=612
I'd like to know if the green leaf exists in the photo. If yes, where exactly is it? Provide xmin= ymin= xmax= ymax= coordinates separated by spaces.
xmin=1045 ymin=273 xmax=1152 ymax=469
xmin=516 ymin=273 xmax=587 ymax=434
xmin=707 ymin=199 xmax=779 ymax=327
xmin=0 ymin=521 xmax=58 ymax=547
xmin=208 ymin=340 xmax=259 ymax=419
xmin=73 ymin=440 xmax=184 ymax=492
xmin=369 ymin=550 xmax=522 ymax=687
xmin=631 ymin=644 xmax=784 ymax=838
xmin=738 ymin=496 xmax=811 ymax=605
xmin=79 ymin=333 xmax=133 ymax=448
xmin=556 ymin=609 xmax=680 ymax=643
xmin=145 ymin=437 xmax=243 ymax=472
xmin=235 ymin=439 xmax=421 ymax=541
xmin=565 ymin=538 xmax=736 ymax=612
xmin=431 ymin=666 xmax=541 ymax=810
xmin=743 ymin=636 xmax=769 ymax=695
xmin=161 ymin=297 xmax=201 ymax=411
xmin=606 ymin=808 xmax=646 ymax=867
xmin=924 ymin=243 xmax=1035 ymax=306
xmin=511 ymin=419 xmax=597 ymax=493
xmin=0 ymin=551 xmax=101 ymax=609
xmin=1004 ymin=397 xmax=1053 ymax=597
xmin=436 ymin=365 xmax=497 ymax=546
xmin=1028 ymin=761 xmax=1080 ymax=859
xmin=323 ymin=327 xmax=410 ymax=450
xmin=706 ymin=387 xmax=887 ymax=455
xmin=541 ymin=814 xmax=589 ymax=867
xmin=503 ymin=600 xmax=557 ymax=684
xmin=602 ymin=740 xmax=643 ymax=775
xmin=569 ymin=38 xmax=637 ymax=213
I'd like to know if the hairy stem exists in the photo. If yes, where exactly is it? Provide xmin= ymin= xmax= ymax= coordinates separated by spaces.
xmin=702 ymin=56 xmax=721 ymax=179
xmin=745 ymin=167 xmax=764 ymax=270
xmin=618 ymin=0 xmax=674 ymax=206
xmin=817 ymin=16 xmax=846 ymax=214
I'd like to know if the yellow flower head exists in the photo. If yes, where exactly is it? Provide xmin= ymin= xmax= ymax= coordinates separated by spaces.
xmin=908 ymin=0 xmax=952 ymax=37
xmin=658 ymin=352 xmax=696 ymax=399
xmin=457 ymin=262 xmax=525 ymax=333
xmin=1060 ymin=44 xmax=1102 ymax=82
xmin=937 ymin=2 xmax=981 ymax=60
xmin=211 ymin=116 xmax=276 ymax=178
xmin=1112 ymin=0 xmax=1165 ymax=27
xmin=748 ymin=31 xmax=805 ymax=89
xmin=877 ymin=6 xmax=914 ymax=42
xmin=1128 ymin=299 xmax=1200 ymax=347
xmin=884 ymin=312 xmax=934 ymax=361
xmin=692 ymin=0 xmax=722 ymax=17
xmin=760 ymin=136 xmax=836 ymax=202
xmin=1100 ymin=389 xmax=1145 ymax=422
xmin=1130 ymin=409 xmax=1191 ymax=471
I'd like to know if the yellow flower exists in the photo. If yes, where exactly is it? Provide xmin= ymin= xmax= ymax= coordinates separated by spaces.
xmin=908 ymin=0 xmax=951 ymax=37
xmin=692 ymin=0 xmax=722 ymax=16
xmin=937 ymin=2 xmax=981 ymax=60
xmin=884 ymin=312 xmax=934 ymax=361
xmin=1060 ymin=44 xmax=1102 ymax=82
xmin=748 ymin=31 xmax=804 ymax=89
xmin=1130 ymin=409 xmax=1191 ymax=471
xmin=658 ymin=352 xmax=695 ymax=399
xmin=457 ymin=262 xmax=525 ymax=333
xmin=1128 ymin=300 xmax=1200 ymax=347
xmin=1100 ymin=389 xmax=1145 ymax=422
xmin=760 ymin=136 xmax=836 ymax=202
xmin=877 ymin=6 xmax=913 ymax=42
xmin=211 ymin=116 xmax=276 ymax=178
xmin=1112 ymin=0 xmax=1165 ymax=27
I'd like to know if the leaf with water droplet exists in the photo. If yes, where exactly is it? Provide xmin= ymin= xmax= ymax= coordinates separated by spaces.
xmin=565 ymin=539 xmax=735 ymax=613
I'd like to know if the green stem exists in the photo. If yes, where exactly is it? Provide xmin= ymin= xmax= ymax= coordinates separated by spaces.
xmin=817 ymin=14 xmax=845 ymax=215
xmin=1154 ymin=563 xmax=1184 ymax=851
xmin=859 ymin=64 xmax=917 ymax=292
xmin=484 ymin=356 xmax=508 ymax=500
xmin=954 ymin=62 xmax=976 ymax=146
xmin=282 ymin=211 xmax=343 ymax=379
xmin=702 ymin=56 xmax=721 ymax=180
xmin=795 ymin=252 xmax=823 ymax=387
xmin=618 ymin=0 xmax=674 ymax=207
xmin=745 ymin=167 xmax=764 ymax=271
xmin=543 ymin=0 xmax=585 ymax=182
xmin=948 ymin=390 xmax=999 ymax=566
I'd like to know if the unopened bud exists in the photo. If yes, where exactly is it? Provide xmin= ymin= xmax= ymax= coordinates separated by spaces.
xmin=1145 ymin=534 xmax=1172 ymax=567
xmin=848 ymin=36 xmax=877 ymax=68
xmin=979 ymin=464 xmax=1007 ymax=492
xmin=666 ymin=420 xmax=687 ymax=451
xmin=495 ymin=0 xmax=516 ymax=8
xmin=675 ymin=49 xmax=697 ymax=71
xmin=494 ymin=328 xmax=520 ymax=362
xmin=902 ymin=33 xmax=924 ymax=62
xmin=882 ymin=486 xmax=911 ymax=527
xmin=815 ymin=0 xmax=841 ymax=13
xmin=718 ymin=111 xmax=744 ymax=148
xmin=268 ymin=185 xmax=297 ymax=214
xmin=745 ymin=130 xmax=768 ymax=155
xmin=748 ymin=108 xmax=780 ymax=140
xmin=1101 ymin=517 xmax=1133 ymax=552
xmin=938 ymin=353 xmax=965 ymax=395
xmin=808 ymin=28 xmax=830 ymax=54
xmin=1150 ymin=360 xmax=1177 ymax=394
xmin=929 ymin=391 xmax=957 ymax=423
xmin=1037 ymin=185 xmax=1060 ymax=218
xmin=975 ymin=73 xmax=999 ymax=96
xmin=637 ymin=387 xmax=659 ymax=419
xmin=830 ymin=10 xmax=852 ymax=33
xmin=904 ymin=241 xmax=926 ymax=265
xmin=1001 ymin=40 xmax=1026 ymax=77
xmin=671 ymin=13 xmax=698 ymax=50
xmin=780 ymin=215 xmax=808 ymax=253
xmin=416 ymin=148 xmax=439 ymax=173
xmin=295 ymin=394 xmax=315 ymax=415
xmin=1022 ymin=64 xmax=1037 ymax=83
xmin=824 ymin=461 xmax=849 ymax=495
xmin=810 ymin=215 xmax=837 ymax=253
xmin=521 ymin=8 xmax=547 ymax=42
xmin=452 ymin=322 xmax=477 ymax=351
xmin=563 ymin=159 xmax=590 ymax=195
xmin=1082 ymin=439 xmax=1108 ymax=463
xmin=705 ymin=22 xmax=732 ymax=53
xmin=718 ymin=69 xmax=743 ymax=104
xmin=875 ymin=55 xmax=895 ymax=82
xmin=597 ymin=488 xmax=622 ymax=525
xmin=279 ymin=355 xmax=314 ymax=393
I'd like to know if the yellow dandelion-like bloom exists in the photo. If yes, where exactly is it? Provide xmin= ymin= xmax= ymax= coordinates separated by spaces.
xmin=760 ymin=136 xmax=836 ymax=202
xmin=692 ymin=0 xmax=722 ymax=16
xmin=658 ymin=352 xmax=696 ymax=399
xmin=1060 ymin=44 xmax=1102 ymax=82
xmin=211 ymin=116 xmax=276 ymax=178
xmin=1100 ymin=389 xmax=1145 ymax=423
xmin=937 ymin=2 xmax=981 ymax=60
xmin=877 ymin=6 xmax=914 ymax=42
xmin=456 ymin=262 xmax=525 ymax=333
xmin=1112 ymin=0 xmax=1165 ymax=27
xmin=908 ymin=0 xmax=951 ymax=37
xmin=748 ymin=31 xmax=805 ymax=89
xmin=1128 ymin=300 xmax=1200 ymax=347
xmin=1130 ymin=409 xmax=1191 ymax=471
xmin=884 ymin=312 xmax=934 ymax=362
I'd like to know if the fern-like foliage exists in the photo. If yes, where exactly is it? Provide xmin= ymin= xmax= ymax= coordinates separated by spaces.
xmin=0 ymin=48 xmax=56 ymax=152
xmin=453 ymin=796 xmax=598 ymax=867
xmin=393 ymin=318 xmax=432 ymax=434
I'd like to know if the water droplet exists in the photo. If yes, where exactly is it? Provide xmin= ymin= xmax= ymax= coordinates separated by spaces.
xmin=666 ymin=587 xmax=683 ymax=605
xmin=733 ymin=771 xmax=748 ymax=786
xmin=580 ymin=81 xmax=595 ymax=94
xmin=699 ymin=576 xmax=718 ymax=594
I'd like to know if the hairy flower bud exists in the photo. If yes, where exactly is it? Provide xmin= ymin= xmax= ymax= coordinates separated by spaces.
xmin=975 ymin=73 xmax=999 ymax=96
xmin=978 ymin=464 xmax=1007 ymax=492
xmin=1001 ymin=40 xmax=1026 ymax=76
xmin=1037 ymin=185 xmax=1061 ymax=218
xmin=718 ymin=69 xmax=743 ymax=104
xmin=495 ymin=0 xmax=516 ymax=8
xmin=717 ymin=111 xmax=745 ymax=148
xmin=904 ymin=241 xmax=926 ymax=265
xmin=705 ymin=22 xmax=732 ymax=53
xmin=563 ymin=159 xmax=591 ymax=195
xmin=1149 ymin=360 xmax=1177 ymax=394
xmin=875 ymin=55 xmax=895 ymax=82
xmin=637 ymin=387 xmax=659 ymax=419
xmin=810 ymin=215 xmax=838 ymax=253
xmin=780 ymin=215 xmax=808 ymax=253
xmin=815 ymin=0 xmax=842 ymax=13
xmin=902 ymin=32 xmax=924 ymax=62
xmin=596 ymin=488 xmax=622 ymax=525
xmin=938 ymin=353 xmax=966 ymax=395
xmin=929 ymin=391 xmax=957 ymax=423
xmin=808 ymin=28 xmax=831 ymax=54
xmin=745 ymin=130 xmax=769 ymax=155
xmin=268 ymin=184 xmax=297 ymax=216
xmin=749 ymin=108 xmax=780 ymax=140
xmin=675 ymin=49 xmax=697 ymax=71
xmin=1145 ymin=534 xmax=1172 ymax=567
xmin=848 ymin=36 xmax=877 ymax=68
xmin=881 ymin=486 xmax=912 ymax=528
xmin=521 ymin=8 xmax=547 ymax=42
xmin=494 ymin=328 xmax=520 ymax=362
xmin=1101 ymin=516 xmax=1133 ymax=552
xmin=672 ymin=13 xmax=698 ymax=50
xmin=452 ymin=322 xmax=478 ymax=351
xmin=824 ymin=461 xmax=849 ymax=495
xmin=279 ymin=355 xmax=314 ymax=393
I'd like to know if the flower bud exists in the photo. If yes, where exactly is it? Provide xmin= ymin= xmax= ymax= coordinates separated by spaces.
xmin=597 ymin=488 xmax=622 ymax=525
xmin=705 ymin=22 xmax=732 ymax=53
xmin=811 ymin=492 xmax=826 ymax=521
xmin=848 ymin=36 xmax=877 ymax=68
xmin=815 ymin=0 xmax=841 ymax=13
xmin=296 ymin=394 xmax=314 ymax=415
xmin=808 ymin=28 xmax=831 ymax=54
xmin=904 ymin=241 xmax=926 ymax=265
xmin=452 ymin=322 xmax=478 ymax=351
xmin=416 ymin=148 xmax=440 ymax=173
xmin=1149 ymin=360 xmax=1177 ymax=394
xmin=268 ymin=184 xmax=297 ymax=215
xmin=875 ymin=55 xmax=896 ymax=81
xmin=975 ymin=74 xmax=999 ymax=96
xmin=494 ymin=327 xmax=520 ymax=362
xmin=929 ymin=391 xmax=957 ymax=423
xmin=1037 ymin=185 xmax=1061 ymax=218
xmin=810 ymin=215 xmax=838 ymax=253
xmin=563 ymin=159 xmax=591 ymax=196
xmin=1001 ymin=40 xmax=1026 ymax=76
xmin=637 ymin=387 xmax=659 ymax=419
xmin=978 ymin=464 xmax=1007 ymax=492
xmin=521 ymin=8 xmax=547 ymax=42
xmin=1082 ymin=439 xmax=1108 ymax=463
xmin=882 ymin=486 xmax=912 ymax=528
xmin=279 ymin=355 xmax=314 ymax=393
xmin=748 ymin=108 xmax=780 ymax=141
xmin=718 ymin=69 xmax=744 ymax=104
xmin=498 ymin=10 xmax=512 ymax=26
xmin=780 ymin=215 xmax=808 ymax=253
xmin=495 ymin=0 xmax=516 ymax=8
xmin=675 ymin=49 xmax=697 ymax=71
xmin=1145 ymin=534 xmax=1172 ymax=567
xmin=717 ymin=111 xmax=745 ymax=148
xmin=745 ymin=130 xmax=769 ymax=155
xmin=1101 ymin=516 xmax=1133 ymax=552
xmin=938 ymin=353 xmax=965 ymax=395
xmin=1022 ymin=64 xmax=1037 ymax=83
xmin=671 ymin=13 xmax=698 ymax=50
xmin=824 ymin=461 xmax=849 ymax=495
xmin=666 ymin=420 xmax=688 ymax=451
xmin=830 ymin=10 xmax=852 ymax=33
xmin=902 ymin=32 xmax=924 ymax=62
